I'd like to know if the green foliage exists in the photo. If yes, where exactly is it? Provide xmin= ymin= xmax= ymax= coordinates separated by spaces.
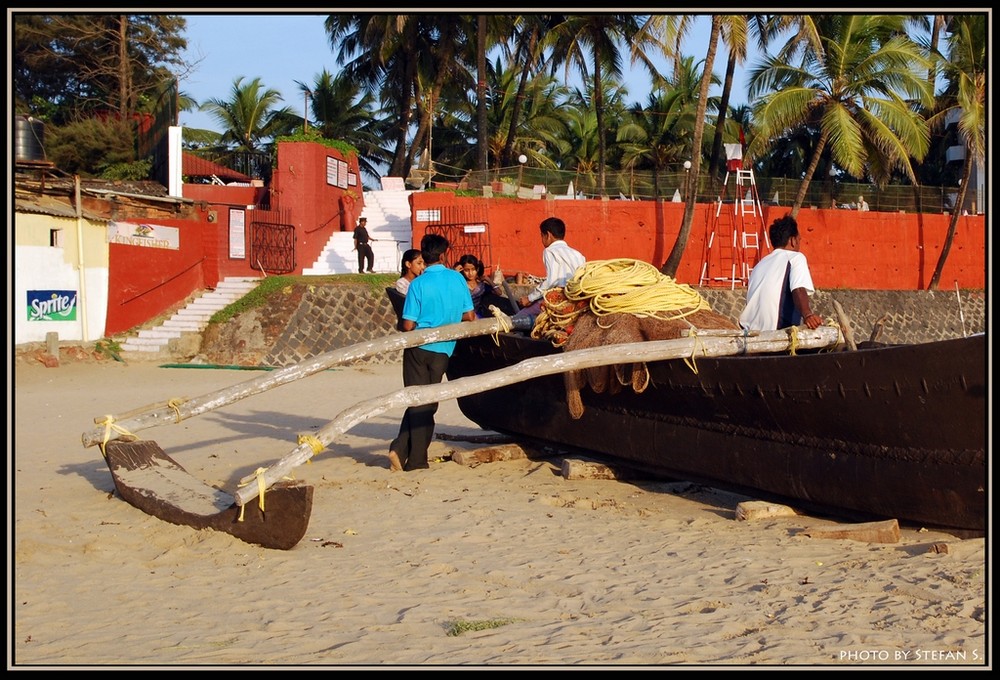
xmin=13 ymin=14 xmax=188 ymax=124
xmin=274 ymin=131 xmax=359 ymax=158
xmin=100 ymin=157 xmax=153 ymax=181
xmin=208 ymin=274 xmax=394 ymax=325
xmin=445 ymin=618 xmax=520 ymax=637
xmin=209 ymin=275 xmax=297 ymax=325
xmin=94 ymin=338 xmax=124 ymax=361
xmin=46 ymin=117 xmax=136 ymax=177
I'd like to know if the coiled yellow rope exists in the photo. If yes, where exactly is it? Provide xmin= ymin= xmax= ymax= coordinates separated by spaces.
xmin=533 ymin=259 xmax=713 ymax=345
xmin=565 ymin=259 xmax=711 ymax=319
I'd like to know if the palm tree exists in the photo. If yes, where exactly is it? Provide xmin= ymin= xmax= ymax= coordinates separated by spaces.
xmin=476 ymin=14 xmax=489 ymax=173
xmin=497 ymin=14 xmax=557 ymax=168
xmin=706 ymin=15 xmax=750 ymax=183
xmin=745 ymin=15 xmax=934 ymax=218
xmin=927 ymin=15 xmax=985 ymax=289
xmin=199 ymin=76 xmax=294 ymax=153
xmin=661 ymin=14 xmax=722 ymax=277
xmin=325 ymin=14 xmax=422 ymax=178
xmin=558 ymin=102 xmax=601 ymax=197
xmin=548 ymin=14 xmax=645 ymax=195
xmin=294 ymin=69 xmax=392 ymax=184
xmin=617 ymin=58 xmax=702 ymax=199
xmin=430 ymin=58 xmax=567 ymax=176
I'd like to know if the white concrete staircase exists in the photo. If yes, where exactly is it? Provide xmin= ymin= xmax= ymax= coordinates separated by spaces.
xmin=119 ymin=277 xmax=261 ymax=357
xmin=303 ymin=189 xmax=414 ymax=275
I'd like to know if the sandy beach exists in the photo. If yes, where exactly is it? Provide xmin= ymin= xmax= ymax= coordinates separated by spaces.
xmin=9 ymin=355 xmax=989 ymax=669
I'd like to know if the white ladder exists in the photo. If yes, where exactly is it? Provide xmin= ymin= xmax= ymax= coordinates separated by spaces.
xmin=702 ymin=162 xmax=769 ymax=288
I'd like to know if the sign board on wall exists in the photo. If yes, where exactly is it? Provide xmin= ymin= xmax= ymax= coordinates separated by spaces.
xmin=26 ymin=290 xmax=78 ymax=321
xmin=326 ymin=157 xmax=348 ymax=189
xmin=107 ymin=221 xmax=180 ymax=249
xmin=229 ymin=208 xmax=246 ymax=259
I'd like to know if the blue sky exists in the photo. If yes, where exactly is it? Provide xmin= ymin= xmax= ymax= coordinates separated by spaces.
xmin=178 ymin=13 xmax=748 ymax=134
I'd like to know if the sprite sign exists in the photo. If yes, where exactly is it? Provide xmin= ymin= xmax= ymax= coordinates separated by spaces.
xmin=27 ymin=290 xmax=78 ymax=321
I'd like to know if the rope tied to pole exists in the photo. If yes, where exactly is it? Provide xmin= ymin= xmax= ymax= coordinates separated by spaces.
xmin=96 ymin=415 xmax=136 ymax=458
xmin=297 ymin=434 xmax=325 ymax=461
xmin=167 ymin=398 xmax=185 ymax=423
xmin=488 ymin=306 xmax=512 ymax=346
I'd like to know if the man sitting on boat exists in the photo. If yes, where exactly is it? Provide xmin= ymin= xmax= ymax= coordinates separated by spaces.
xmin=739 ymin=214 xmax=823 ymax=332
xmin=514 ymin=217 xmax=587 ymax=323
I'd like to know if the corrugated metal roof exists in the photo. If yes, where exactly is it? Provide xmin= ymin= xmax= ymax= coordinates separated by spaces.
xmin=183 ymin=152 xmax=252 ymax=182
xmin=14 ymin=193 xmax=107 ymax=221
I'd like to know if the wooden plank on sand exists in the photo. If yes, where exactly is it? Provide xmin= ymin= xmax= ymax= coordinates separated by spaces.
xmin=735 ymin=500 xmax=799 ymax=521
xmin=561 ymin=458 xmax=650 ymax=481
xmin=803 ymin=518 xmax=900 ymax=543
xmin=452 ymin=443 xmax=535 ymax=466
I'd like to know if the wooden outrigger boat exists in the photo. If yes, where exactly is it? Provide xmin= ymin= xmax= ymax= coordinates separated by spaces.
xmin=84 ymin=313 xmax=859 ymax=548
xmin=445 ymin=330 xmax=987 ymax=534
xmin=83 ymin=272 xmax=985 ymax=547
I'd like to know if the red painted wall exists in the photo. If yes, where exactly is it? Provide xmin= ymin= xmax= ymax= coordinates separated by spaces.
xmin=106 ymin=217 xmax=207 ymax=335
xmin=409 ymin=193 xmax=985 ymax=290
xmin=269 ymin=141 xmax=365 ymax=268
xmin=104 ymin=142 xmax=983 ymax=336
xmin=105 ymin=142 xmax=365 ymax=334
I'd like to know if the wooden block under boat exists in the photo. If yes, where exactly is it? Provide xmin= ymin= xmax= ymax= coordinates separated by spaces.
xmin=803 ymin=519 xmax=900 ymax=544
xmin=103 ymin=440 xmax=312 ymax=550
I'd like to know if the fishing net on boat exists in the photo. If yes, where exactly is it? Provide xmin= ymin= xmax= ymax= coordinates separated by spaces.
xmin=530 ymin=259 xmax=738 ymax=419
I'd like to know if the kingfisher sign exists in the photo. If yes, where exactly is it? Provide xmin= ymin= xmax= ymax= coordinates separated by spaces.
xmin=27 ymin=290 xmax=78 ymax=321
xmin=107 ymin=220 xmax=179 ymax=249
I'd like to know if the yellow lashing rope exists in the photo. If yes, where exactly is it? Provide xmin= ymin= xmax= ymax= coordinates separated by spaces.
xmin=297 ymin=434 xmax=325 ymax=463
xmin=167 ymin=398 xmax=185 ymax=423
xmin=488 ymin=305 xmax=513 ymax=346
xmin=237 ymin=467 xmax=270 ymax=521
xmin=682 ymin=327 xmax=705 ymax=375
xmin=95 ymin=415 xmax=138 ymax=458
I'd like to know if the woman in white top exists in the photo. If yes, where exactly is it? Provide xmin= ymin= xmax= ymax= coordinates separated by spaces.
xmin=395 ymin=248 xmax=425 ymax=295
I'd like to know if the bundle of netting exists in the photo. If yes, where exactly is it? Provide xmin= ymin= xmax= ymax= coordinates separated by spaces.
xmin=550 ymin=258 xmax=739 ymax=419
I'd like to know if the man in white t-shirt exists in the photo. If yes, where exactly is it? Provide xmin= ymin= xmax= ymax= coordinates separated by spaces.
xmin=739 ymin=214 xmax=822 ymax=331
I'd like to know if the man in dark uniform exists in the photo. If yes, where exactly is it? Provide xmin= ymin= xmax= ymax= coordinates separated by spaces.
xmin=353 ymin=216 xmax=375 ymax=273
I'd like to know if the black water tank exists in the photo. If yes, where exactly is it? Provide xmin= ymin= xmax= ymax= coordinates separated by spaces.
xmin=15 ymin=115 xmax=46 ymax=162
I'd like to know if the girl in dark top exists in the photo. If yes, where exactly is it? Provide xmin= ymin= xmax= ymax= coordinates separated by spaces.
xmin=458 ymin=253 xmax=512 ymax=317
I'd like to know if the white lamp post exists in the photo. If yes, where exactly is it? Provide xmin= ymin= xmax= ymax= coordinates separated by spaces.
xmin=683 ymin=160 xmax=692 ymax=200
xmin=518 ymin=154 xmax=527 ymax=187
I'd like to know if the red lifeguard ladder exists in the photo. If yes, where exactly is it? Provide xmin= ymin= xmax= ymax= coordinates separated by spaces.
xmin=699 ymin=144 xmax=770 ymax=288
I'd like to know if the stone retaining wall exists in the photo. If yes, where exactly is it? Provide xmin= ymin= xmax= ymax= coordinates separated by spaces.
xmin=195 ymin=283 xmax=985 ymax=368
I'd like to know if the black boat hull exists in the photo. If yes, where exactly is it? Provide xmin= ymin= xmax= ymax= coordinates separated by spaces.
xmin=448 ymin=333 xmax=987 ymax=532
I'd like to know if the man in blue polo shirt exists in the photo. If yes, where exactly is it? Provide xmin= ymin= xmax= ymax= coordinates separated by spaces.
xmin=388 ymin=233 xmax=475 ymax=472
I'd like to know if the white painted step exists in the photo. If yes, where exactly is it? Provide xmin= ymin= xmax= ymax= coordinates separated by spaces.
xmin=119 ymin=276 xmax=261 ymax=357
xmin=304 ymin=188 xmax=414 ymax=275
